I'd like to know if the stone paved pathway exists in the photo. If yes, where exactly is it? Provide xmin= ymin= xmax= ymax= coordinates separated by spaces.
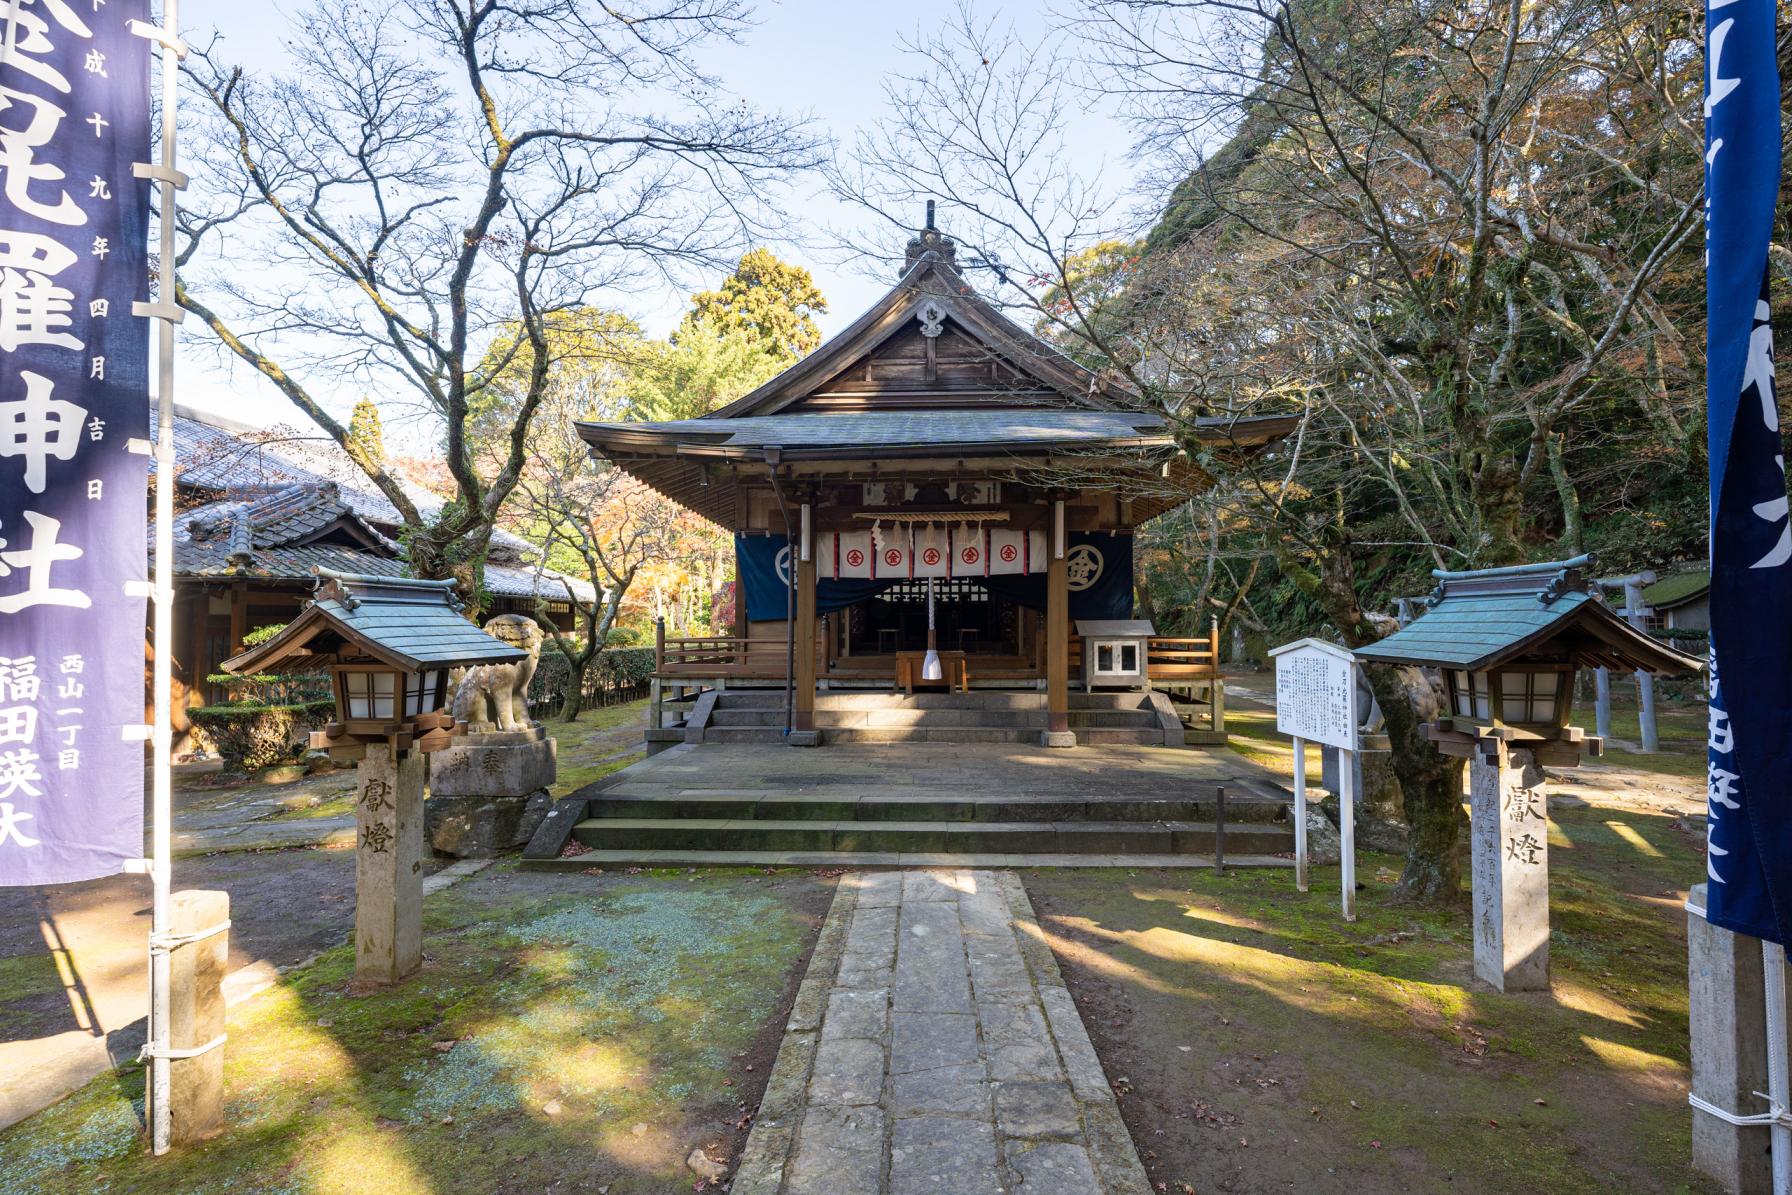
xmin=734 ymin=869 xmax=1150 ymax=1194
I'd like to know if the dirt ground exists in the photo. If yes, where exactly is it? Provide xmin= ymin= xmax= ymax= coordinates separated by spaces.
xmin=1019 ymin=672 xmax=1717 ymax=1194
xmin=0 ymin=849 xmax=376 ymax=1049
xmin=0 ymin=700 xmax=652 ymax=1132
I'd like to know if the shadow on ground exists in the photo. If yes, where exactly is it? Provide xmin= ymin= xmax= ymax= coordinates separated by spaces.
xmin=0 ymin=864 xmax=833 ymax=1195
xmin=1022 ymin=799 xmax=1720 ymax=1195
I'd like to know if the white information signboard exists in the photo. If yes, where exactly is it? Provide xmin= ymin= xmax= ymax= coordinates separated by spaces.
xmin=1271 ymin=638 xmax=1359 ymax=750
xmin=1268 ymin=638 xmax=1362 ymax=919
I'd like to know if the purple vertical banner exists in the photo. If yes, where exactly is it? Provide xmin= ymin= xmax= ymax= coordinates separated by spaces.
xmin=0 ymin=2 xmax=152 ymax=885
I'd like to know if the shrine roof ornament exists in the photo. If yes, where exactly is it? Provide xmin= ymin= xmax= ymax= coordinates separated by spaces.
xmin=904 ymin=200 xmax=958 ymax=272
xmin=1353 ymin=556 xmax=1700 ymax=675
xmin=221 ymin=570 xmax=529 ymax=676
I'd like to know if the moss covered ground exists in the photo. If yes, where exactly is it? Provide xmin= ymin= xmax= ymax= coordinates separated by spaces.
xmin=0 ymin=865 xmax=831 ymax=1195
xmin=1020 ymin=675 xmax=1716 ymax=1193
xmin=548 ymin=700 xmax=648 ymax=796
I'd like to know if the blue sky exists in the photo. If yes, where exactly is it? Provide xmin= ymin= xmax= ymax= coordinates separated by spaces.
xmin=176 ymin=0 xmax=1145 ymax=429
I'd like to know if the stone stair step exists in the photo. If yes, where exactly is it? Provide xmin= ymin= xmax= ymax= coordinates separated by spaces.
xmin=1077 ymin=728 xmax=1173 ymax=746
xmin=700 ymin=726 xmax=788 ymax=744
xmin=524 ymin=849 xmax=1294 ymax=871
xmin=814 ymin=692 xmax=1045 ymax=711
xmin=821 ymin=727 xmax=1039 ymax=744
xmin=585 ymin=792 xmax=1287 ymax=824
xmin=570 ymin=817 xmax=1294 ymax=855
xmin=708 ymin=709 xmax=790 ymax=727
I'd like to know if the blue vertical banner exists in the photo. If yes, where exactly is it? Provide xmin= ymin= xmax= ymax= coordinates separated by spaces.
xmin=0 ymin=2 xmax=151 ymax=885
xmin=1703 ymin=0 xmax=1788 ymax=944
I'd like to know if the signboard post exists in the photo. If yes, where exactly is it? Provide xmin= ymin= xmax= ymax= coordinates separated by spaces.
xmin=1269 ymin=638 xmax=1360 ymax=920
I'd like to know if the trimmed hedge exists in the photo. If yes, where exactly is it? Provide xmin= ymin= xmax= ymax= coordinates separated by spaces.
xmin=527 ymin=645 xmax=657 ymax=713
xmin=591 ymin=646 xmax=655 ymax=690
xmin=189 ymin=700 xmax=334 ymax=772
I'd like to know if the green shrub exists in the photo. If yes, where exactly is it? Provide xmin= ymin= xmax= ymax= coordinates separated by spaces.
xmin=592 ymin=646 xmax=655 ymax=690
xmin=188 ymin=700 xmax=334 ymax=771
xmin=529 ymin=649 xmax=574 ymax=711
xmin=203 ymin=669 xmax=331 ymax=706
xmin=525 ymin=645 xmax=655 ymax=713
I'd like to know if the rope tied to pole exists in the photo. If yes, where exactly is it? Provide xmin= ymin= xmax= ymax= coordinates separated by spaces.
xmin=1689 ymin=1091 xmax=1792 ymax=1130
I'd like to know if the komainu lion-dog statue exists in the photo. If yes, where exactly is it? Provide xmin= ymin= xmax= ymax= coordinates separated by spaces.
xmin=451 ymin=614 xmax=544 ymax=733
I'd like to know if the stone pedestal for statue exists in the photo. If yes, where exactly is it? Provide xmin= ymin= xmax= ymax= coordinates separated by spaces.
xmin=1469 ymin=743 xmax=1550 ymax=992
xmin=356 ymin=747 xmax=425 ymax=985
xmin=425 ymin=724 xmax=557 ymax=857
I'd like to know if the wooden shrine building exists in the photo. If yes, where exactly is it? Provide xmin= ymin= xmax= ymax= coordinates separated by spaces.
xmin=578 ymin=217 xmax=1293 ymax=747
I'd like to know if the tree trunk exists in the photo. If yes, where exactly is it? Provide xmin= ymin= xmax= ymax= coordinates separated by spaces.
xmin=1273 ymin=536 xmax=1466 ymax=904
xmin=1365 ymin=663 xmax=1466 ymax=903
xmin=1468 ymin=450 xmax=1526 ymax=566
xmin=1544 ymin=433 xmax=1584 ymax=555
xmin=558 ymin=664 xmax=585 ymax=722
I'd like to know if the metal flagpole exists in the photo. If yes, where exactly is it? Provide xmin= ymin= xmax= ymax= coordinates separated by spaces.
xmin=130 ymin=0 xmax=186 ymax=1156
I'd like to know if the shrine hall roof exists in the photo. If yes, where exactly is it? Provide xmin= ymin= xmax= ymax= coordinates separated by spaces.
xmin=578 ymin=223 xmax=1299 ymax=529
xmin=578 ymin=408 xmax=1177 ymax=457
xmin=1355 ymin=557 xmax=1699 ymax=675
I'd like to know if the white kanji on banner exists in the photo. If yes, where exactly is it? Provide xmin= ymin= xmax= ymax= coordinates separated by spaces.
xmin=833 ymin=530 xmax=873 ymax=579
xmin=951 ymin=528 xmax=988 ymax=577
xmin=914 ymin=524 xmax=950 ymax=578
xmin=988 ymin=529 xmax=1045 ymax=575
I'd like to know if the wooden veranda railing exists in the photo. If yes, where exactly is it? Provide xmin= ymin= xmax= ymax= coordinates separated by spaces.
xmin=654 ymin=619 xmax=1224 ymax=730
xmin=654 ymin=625 xmax=816 ymax=678
xmin=1145 ymin=624 xmax=1222 ymax=684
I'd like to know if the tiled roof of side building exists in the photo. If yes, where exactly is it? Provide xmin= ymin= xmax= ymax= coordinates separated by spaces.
xmin=1640 ymin=568 xmax=1709 ymax=610
xmin=155 ymin=416 xmax=600 ymax=602
xmin=159 ymin=485 xmax=597 ymax=601
xmin=156 ymin=403 xmax=539 ymax=557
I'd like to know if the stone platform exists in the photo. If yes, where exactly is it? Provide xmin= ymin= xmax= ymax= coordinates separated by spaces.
xmin=430 ymin=724 xmax=556 ymax=797
xmin=524 ymin=740 xmax=1298 ymax=867
xmin=732 ymin=869 xmax=1150 ymax=1194
xmin=427 ymin=725 xmax=557 ymax=857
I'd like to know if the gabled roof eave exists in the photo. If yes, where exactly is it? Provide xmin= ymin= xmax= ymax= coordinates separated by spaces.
xmin=708 ymin=251 xmax=1134 ymax=418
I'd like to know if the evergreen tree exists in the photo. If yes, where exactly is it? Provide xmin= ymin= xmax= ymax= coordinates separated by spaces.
xmin=685 ymin=248 xmax=827 ymax=363
xmin=347 ymin=396 xmax=384 ymax=465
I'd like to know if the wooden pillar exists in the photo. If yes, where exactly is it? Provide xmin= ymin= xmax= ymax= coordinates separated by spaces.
xmin=227 ymin=582 xmax=247 ymax=655
xmin=187 ymin=589 xmax=209 ymax=710
xmin=794 ymin=552 xmax=817 ymax=734
xmin=1043 ymin=547 xmax=1072 ymax=747
xmin=1209 ymin=616 xmax=1226 ymax=733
